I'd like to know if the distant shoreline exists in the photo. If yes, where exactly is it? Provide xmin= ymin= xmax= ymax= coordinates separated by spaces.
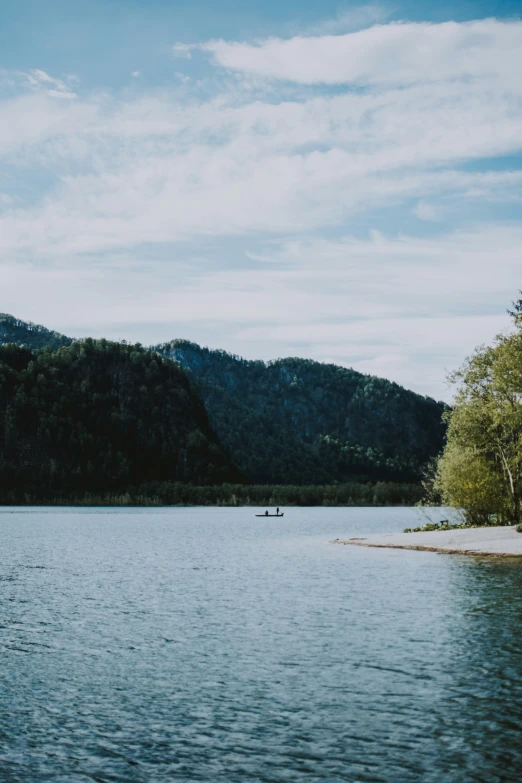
xmin=0 ymin=481 xmax=423 ymax=508
xmin=0 ymin=500 xmax=424 ymax=508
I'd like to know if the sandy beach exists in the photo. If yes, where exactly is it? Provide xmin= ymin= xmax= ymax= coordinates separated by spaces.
xmin=333 ymin=526 xmax=522 ymax=557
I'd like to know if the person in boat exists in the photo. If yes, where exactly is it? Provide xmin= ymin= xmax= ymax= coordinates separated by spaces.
xmin=265 ymin=510 xmax=268 ymax=516
xmin=276 ymin=507 xmax=279 ymax=515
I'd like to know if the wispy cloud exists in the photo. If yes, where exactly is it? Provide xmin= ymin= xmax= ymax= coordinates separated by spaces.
xmin=200 ymin=19 xmax=522 ymax=85
xmin=1 ymin=15 xmax=522 ymax=397
xmin=172 ymin=42 xmax=195 ymax=59
xmin=1 ymin=224 xmax=519 ymax=398
xmin=0 ymin=80 xmax=521 ymax=256
xmin=301 ymin=4 xmax=391 ymax=36
xmin=413 ymin=201 xmax=440 ymax=221
xmin=22 ymin=68 xmax=78 ymax=98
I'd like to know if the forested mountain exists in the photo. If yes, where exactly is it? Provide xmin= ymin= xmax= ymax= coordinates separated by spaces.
xmin=0 ymin=314 xmax=447 ymax=487
xmin=0 ymin=340 xmax=240 ymax=503
xmin=0 ymin=314 xmax=72 ymax=351
xmin=156 ymin=340 xmax=447 ymax=484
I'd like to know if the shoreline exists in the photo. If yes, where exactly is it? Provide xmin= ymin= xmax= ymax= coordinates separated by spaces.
xmin=332 ymin=526 xmax=522 ymax=557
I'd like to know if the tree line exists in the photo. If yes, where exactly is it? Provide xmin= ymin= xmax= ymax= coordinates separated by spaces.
xmin=0 ymin=481 xmax=423 ymax=507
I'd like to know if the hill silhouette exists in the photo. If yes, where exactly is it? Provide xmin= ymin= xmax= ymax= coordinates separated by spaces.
xmin=0 ymin=314 xmax=447 ymax=487
xmin=155 ymin=340 xmax=446 ymax=484
xmin=0 ymin=339 xmax=240 ymax=503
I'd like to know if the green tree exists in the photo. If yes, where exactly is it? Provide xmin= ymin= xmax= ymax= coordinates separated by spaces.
xmin=434 ymin=444 xmax=507 ymax=525
xmin=435 ymin=298 xmax=522 ymax=524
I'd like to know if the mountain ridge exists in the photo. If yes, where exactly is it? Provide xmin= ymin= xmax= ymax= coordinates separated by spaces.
xmin=0 ymin=313 xmax=72 ymax=351
xmin=0 ymin=314 xmax=444 ymax=403
xmin=0 ymin=313 xmax=447 ymax=485
xmin=156 ymin=338 xmax=446 ymax=484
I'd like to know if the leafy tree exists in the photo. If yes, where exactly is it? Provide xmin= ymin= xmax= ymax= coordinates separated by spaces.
xmin=435 ymin=298 xmax=522 ymax=524
xmin=434 ymin=444 xmax=507 ymax=525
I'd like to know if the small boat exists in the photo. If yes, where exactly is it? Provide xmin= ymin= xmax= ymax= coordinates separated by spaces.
xmin=255 ymin=513 xmax=284 ymax=517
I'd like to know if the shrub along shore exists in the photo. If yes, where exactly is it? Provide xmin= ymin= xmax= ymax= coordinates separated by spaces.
xmin=0 ymin=481 xmax=423 ymax=507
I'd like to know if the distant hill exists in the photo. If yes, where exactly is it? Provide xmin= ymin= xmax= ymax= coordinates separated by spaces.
xmin=0 ymin=314 xmax=447 ymax=486
xmin=155 ymin=340 xmax=447 ymax=484
xmin=0 ymin=339 xmax=240 ymax=503
xmin=0 ymin=314 xmax=72 ymax=351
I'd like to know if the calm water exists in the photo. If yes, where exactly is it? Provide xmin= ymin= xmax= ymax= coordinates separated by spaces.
xmin=1 ymin=506 xmax=522 ymax=783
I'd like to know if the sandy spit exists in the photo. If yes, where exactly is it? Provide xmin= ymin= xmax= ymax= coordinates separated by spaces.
xmin=332 ymin=526 xmax=522 ymax=557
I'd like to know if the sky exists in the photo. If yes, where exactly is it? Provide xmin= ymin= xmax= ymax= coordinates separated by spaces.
xmin=1 ymin=0 xmax=522 ymax=400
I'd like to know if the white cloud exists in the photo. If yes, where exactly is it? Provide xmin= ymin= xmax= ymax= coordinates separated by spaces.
xmin=46 ymin=89 xmax=77 ymax=100
xmin=131 ymin=71 xmax=141 ymax=78
xmin=304 ymin=5 xmax=390 ymax=36
xmin=1 ymin=14 xmax=522 ymax=399
xmin=0 ymin=224 xmax=520 ymax=399
xmin=0 ymin=80 xmax=520 ymax=259
xmin=413 ymin=201 xmax=440 ymax=221
xmin=200 ymin=19 xmax=522 ymax=86
xmin=172 ymin=42 xmax=194 ymax=59
xmin=23 ymin=68 xmax=78 ymax=98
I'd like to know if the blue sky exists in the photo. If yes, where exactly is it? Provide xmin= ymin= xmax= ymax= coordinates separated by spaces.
xmin=1 ymin=0 xmax=522 ymax=399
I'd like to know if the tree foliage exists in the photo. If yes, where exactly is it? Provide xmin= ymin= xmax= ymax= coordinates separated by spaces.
xmin=0 ymin=314 xmax=448 ymax=492
xmin=0 ymin=339 xmax=240 ymax=502
xmin=0 ymin=313 xmax=71 ymax=351
xmin=434 ymin=299 xmax=522 ymax=524
xmin=156 ymin=340 xmax=447 ymax=484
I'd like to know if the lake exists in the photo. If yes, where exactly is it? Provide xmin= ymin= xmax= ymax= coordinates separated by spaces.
xmin=1 ymin=506 xmax=522 ymax=782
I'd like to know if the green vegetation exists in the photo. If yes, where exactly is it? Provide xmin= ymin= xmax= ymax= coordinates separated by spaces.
xmin=156 ymin=340 xmax=447 ymax=485
xmin=0 ymin=314 xmax=71 ymax=352
xmin=1 ymin=481 xmax=423 ymax=507
xmin=0 ymin=314 xmax=449 ymax=505
xmin=403 ymin=520 xmax=464 ymax=533
xmin=403 ymin=517 xmax=506 ymax=533
xmin=0 ymin=340 xmax=240 ymax=503
xmin=429 ymin=296 xmax=522 ymax=526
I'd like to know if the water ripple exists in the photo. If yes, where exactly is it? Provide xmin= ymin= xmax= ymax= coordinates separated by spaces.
xmin=1 ymin=506 xmax=522 ymax=782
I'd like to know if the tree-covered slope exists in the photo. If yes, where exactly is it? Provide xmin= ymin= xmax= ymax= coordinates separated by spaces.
xmin=0 ymin=314 xmax=72 ymax=351
xmin=0 ymin=340 xmax=240 ymax=502
xmin=155 ymin=340 xmax=447 ymax=484
xmin=0 ymin=314 xmax=447 ymax=486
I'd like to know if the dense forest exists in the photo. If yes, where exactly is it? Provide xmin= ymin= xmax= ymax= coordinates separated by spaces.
xmin=0 ymin=314 xmax=447 ymax=501
xmin=0 ymin=314 xmax=72 ymax=351
xmin=156 ymin=340 xmax=447 ymax=484
xmin=0 ymin=340 xmax=240 ymax=504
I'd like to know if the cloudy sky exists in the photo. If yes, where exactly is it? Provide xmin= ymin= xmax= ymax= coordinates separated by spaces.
xmin=1 ymin=0 xmax=522 ymax=400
